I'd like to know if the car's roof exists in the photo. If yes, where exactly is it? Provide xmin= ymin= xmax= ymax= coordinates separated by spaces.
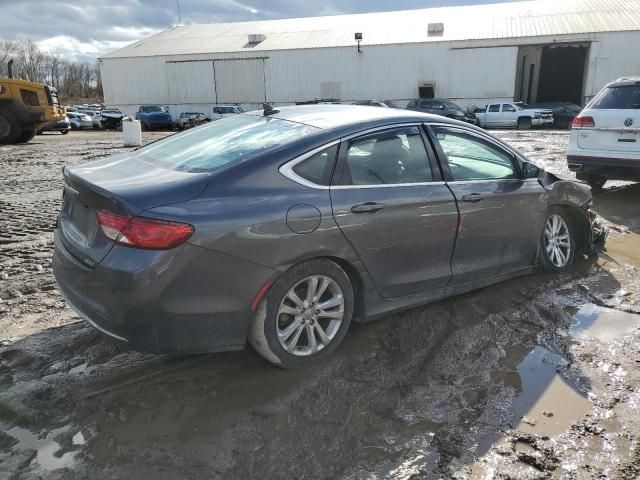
xmin=245 ymin=104 xmax=454 ymax=130
xmin=608 ymin=77 xmax=640 ymax=88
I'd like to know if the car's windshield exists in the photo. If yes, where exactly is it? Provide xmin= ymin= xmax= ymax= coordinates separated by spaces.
xmin=135 ymin=114 xmax=318 ymax=173
xmin=142 ymin=106 xmax=166 ymax=113
xmin=513 ymin=102 xmax=531 ymax=110
xmin=444 ymin=101 xmax=462 ymax=110
xmin=591 ymin=85 xmax=640 ymax=109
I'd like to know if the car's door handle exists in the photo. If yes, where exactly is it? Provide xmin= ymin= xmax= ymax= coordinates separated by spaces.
xmin=461 ymin=194 xmax=485 ymax=203
xmin=351 ymin=202 xmax=386 ymax=213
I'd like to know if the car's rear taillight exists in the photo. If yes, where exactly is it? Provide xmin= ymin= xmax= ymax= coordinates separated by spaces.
xmin=96 ymin=210 xmax=194 ymax=250
xmin=571 ymin=116 xmax=595 ymax=128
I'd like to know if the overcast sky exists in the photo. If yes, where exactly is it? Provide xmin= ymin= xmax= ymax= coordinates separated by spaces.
xmin=1 ymin=0 xmax=519 ymax=63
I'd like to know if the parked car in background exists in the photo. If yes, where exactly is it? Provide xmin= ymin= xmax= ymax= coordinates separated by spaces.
xmin=77 ymin=109 xmax=102 ymax=129
xmin=406 ymin=99 xmax=477 ymax=124
xmin=53 ymin=105 xmax=606 ymax=368
xmin=567 ymin=77 xmax=640 ymax=191
xmin=176 ymin=112 xmax=209 ymax=130
xmin=211 ymin=105 xmax=243 ymax=120
xmin=100 ymin=108 xmax=124 ymax=130
xmin=136 ymin=105 xmax=173 ymax=130
xmin=475 ymin=102 xmax=554 ymax=129
xmin=38 ymin=117 xmax=71 ymax=135
xmin=352 ymin=100 xmax=397 ymax=108
xmin=532 ymin=102 xmax=582 ymax=129
xmin=67 ymin=112 xmax=93 ymax=130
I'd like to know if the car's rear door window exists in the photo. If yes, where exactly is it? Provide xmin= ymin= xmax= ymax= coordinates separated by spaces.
xmin=431 ymin=126 xmax=517 ymax=181
xmin=340 ymin=127 xmax=434 ymax=185
xmin=590 ymin=85 xmax=640 ymax=109
xmin=136 ymin=115 xmax=318 ymax=173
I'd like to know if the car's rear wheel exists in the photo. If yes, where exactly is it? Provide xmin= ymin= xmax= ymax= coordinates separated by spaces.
xmin=540 ymin=207 xmax=575 ymax=272
xmin=0 ymin=110 xmax=20 ymax=144
xmin=577 ymin=172 xmax=606 ymax=193
xmin=518 ymin=117 xmax=532 ymax=130
xmin=61 ymin=129 xmax=69 ymax=135
xmin=249 ymin=259 xmax=354 ymax=368
xmin=16 ymin=130 xmax=35 ymax=143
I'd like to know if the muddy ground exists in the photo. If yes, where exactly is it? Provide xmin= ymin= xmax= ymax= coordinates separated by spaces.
xmin=0 ymin=129 xmax=639 ymax=479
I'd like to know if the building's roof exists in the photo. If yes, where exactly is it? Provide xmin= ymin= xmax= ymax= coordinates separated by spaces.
xmin=102 ymin=0 xmax=640 ymax=59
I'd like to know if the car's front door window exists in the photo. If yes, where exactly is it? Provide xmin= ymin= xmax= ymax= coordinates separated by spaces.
xmin=432 ymin=127 xmax=516 ymax=181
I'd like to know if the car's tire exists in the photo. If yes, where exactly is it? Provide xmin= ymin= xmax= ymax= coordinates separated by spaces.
xmin=16 ymin=130 xmax=36 ymax=143
xmin=539 ymin=207 xmax=576 ymax=273
xmin=141 ymin=122 xmax=149 ymax=131
xmin=518 ymin=117 xmax=532 ymax=130
xmin=61 ymin=129 xmax=69 ymax=135
xmin=249 ymin=258 xmax=354 ymax=368
xmin=70 ymin=123 xmax=78 ymax=130
xmin=0 ymin=110 xmax=21 ymax=144
xmin=576 ymin=172 xmax=606 ymax=193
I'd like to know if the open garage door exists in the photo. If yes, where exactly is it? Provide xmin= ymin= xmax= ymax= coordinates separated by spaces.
xmin=537 ymin=45 xmax=589 ymax=105
xmin=515 ymin=43 xmax=589 ymax=106
xmin=214 ymin=58 xmax=266 ymax=104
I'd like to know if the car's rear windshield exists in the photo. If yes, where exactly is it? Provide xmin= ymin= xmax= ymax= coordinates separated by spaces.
xmin=591 ymin=85 xmax=640 ymax=109
xmin=135 ymin=115 xmax=319 ymax=173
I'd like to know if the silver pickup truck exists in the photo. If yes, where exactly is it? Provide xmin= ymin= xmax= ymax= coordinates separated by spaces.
xmin=475 ymin=102 xmax=554 ymax=129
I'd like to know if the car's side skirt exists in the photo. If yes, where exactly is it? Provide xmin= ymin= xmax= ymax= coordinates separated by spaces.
xmin=358 ymin=265 xmax=537 ymax=322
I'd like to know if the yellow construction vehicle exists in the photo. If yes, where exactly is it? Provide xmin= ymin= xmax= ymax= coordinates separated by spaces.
xmin=0 ymin=60 xmax=66 ymax=144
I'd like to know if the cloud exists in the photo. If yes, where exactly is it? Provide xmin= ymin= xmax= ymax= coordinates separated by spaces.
xmin=2 ymin=0 xmax=518 ymax=62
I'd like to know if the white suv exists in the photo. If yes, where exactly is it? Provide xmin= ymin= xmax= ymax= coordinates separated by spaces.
xmin=568 ymin=77 xmax=640 ymax=190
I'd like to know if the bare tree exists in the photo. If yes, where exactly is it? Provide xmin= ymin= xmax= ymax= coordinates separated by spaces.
xmin=0 ymin=39 xmax=16 ymax=77
xmin=1 ymin=37 xmax=103 ymax=102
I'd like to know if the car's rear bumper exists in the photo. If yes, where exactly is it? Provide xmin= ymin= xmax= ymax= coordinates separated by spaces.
xmin=567 ymin=154 xmax=640 ymax=180
xmin=52 ymin=230 xmax=278 ymax=354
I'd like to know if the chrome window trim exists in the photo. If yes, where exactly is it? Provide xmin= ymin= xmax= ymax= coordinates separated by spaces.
xmin=446 ymin=178 xmax=540 ymax=185
xmin=331 ymin=181 xmax=447 ymax=190
xmin=278 ymin=140 xmax=340 ymax=190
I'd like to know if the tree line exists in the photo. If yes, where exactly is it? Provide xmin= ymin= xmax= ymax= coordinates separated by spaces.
xmin=0 ymin=39 xmax=102 ymax=101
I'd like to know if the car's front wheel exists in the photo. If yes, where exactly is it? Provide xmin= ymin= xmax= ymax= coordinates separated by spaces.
xmin=518 ymin=117 xmax=532 ymax=130
xmin=540 ymin=207 xmax=575 ymax=272
xmin=249 ymin=259 xmax=354 ymax=368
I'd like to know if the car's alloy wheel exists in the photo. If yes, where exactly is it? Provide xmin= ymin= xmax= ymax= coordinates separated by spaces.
xmin=276 ymin=275 xmax=344 ymax=356
xmin=544 ymin=214 xmax=571 ymax=268
xmin=249 ymin=259 xmax=353 ymax=368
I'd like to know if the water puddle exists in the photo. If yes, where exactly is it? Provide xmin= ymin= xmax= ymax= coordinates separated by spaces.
xmin=6 ymin=425 xmax=78 ymax=471
xmin=506 ymin=347 xmax=591 ymax=436
xmin=603 ymin=233 xmax=640 ymax=268
xmin=571 ymin=303 xmax=640 ymax=343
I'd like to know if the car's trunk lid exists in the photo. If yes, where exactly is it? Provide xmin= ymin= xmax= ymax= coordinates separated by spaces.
xmin=577 ymin=109 xmax=640 ymax=153
xmin=59 ymin=152 xmax=210 ymax=266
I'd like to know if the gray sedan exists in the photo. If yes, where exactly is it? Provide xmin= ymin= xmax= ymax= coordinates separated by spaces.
xmin=53 ymin=105 xmax=605 ymax=367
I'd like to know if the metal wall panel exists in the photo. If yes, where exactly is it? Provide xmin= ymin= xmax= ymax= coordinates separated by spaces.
xmin=166 ymin=61 xmax=215 ymax=104
xmin=101 ymin=57 xmax=169 ymax=105
xmin=214 ymin=59 xmax=266 ymax=103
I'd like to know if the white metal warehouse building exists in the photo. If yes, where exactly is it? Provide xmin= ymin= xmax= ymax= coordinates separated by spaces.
xmin=100 ymin=0 xmax=640 ymax=119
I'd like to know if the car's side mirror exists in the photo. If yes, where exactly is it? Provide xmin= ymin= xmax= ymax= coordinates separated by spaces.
xmin=521 ymin=161 xmax=540 ymax=179
xmin=439 ymin=105 xmax=445 ymax=110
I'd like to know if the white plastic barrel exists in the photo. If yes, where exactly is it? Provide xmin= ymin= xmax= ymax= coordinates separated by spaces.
xmin=122 ymin=117 xmax=142 ymax=147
